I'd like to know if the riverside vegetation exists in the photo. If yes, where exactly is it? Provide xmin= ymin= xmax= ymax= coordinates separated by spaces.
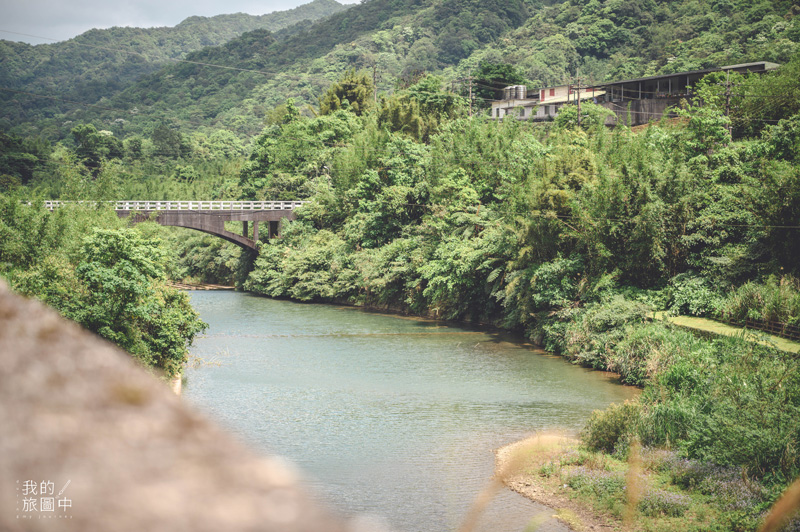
xmin=2 ymin=0 xmax=800 ymax=529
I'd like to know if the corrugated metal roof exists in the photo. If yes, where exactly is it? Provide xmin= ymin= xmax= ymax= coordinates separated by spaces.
xmin=590 ymin=62 xmax=780 ymax=89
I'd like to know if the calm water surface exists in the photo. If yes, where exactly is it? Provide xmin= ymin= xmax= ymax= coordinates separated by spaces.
xmin=184 ymin=291 xmax=638 ymax=532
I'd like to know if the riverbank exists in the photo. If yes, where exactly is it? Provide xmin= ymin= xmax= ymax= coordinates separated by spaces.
xmin=496 ymin=434 xmax=619 ymax=532
xmin=494 ymin=433 xmax=758 ymax=532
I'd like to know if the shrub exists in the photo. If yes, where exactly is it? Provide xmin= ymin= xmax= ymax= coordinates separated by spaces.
xmin=718 ymin=276 xmax=800 ymax=325
xmin=638 ymin=488 xmax=691 ymax=517
xmin=638 ymin=397 xmax=697 ymax=448
xmin=562 ymin=295 xmax=652 ymax=369
xmin=610 ymin=322 xmax=697 ymax=386
xmin=667 ymin=458 xmax=765 ymax=511
xmin=565 ymin=466 xmax=626 ymax=497
xmin=667 ymin=273 xmax=721 ymax=316
xmin=582 ymin=400 xmax=642 ymax=454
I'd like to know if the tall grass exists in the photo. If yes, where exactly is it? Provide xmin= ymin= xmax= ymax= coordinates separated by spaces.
xmin=718 ymin=276 xmax=800 ymax=325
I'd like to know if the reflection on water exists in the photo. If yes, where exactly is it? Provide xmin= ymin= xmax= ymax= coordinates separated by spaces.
xmin=184 ymin=292 xmax=638 ymax=532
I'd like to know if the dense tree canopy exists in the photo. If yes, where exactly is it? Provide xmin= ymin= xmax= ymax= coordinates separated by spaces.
xmin=2 ymin=4 xmax=800 ymax=526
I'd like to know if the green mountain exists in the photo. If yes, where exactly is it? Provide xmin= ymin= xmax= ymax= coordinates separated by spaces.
xmin=2 ymin=0 xmax=799 ymax=140
xmin=113 ymin=0 xmax=798 ymax=135
xmin=0 ymin=0 xmax=350 ymax=134
xmin=4 ymin=0 xmax=532 ymax=138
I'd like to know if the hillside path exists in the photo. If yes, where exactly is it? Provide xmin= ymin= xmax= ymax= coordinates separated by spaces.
xmin=653 ymin=312 xmax=800 ymax=354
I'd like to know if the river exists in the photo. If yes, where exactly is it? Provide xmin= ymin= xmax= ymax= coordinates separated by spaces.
xmin=183 ymin=291 xmax=638 ymax=532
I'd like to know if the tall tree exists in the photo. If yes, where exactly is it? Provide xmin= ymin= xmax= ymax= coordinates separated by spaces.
xmin=472 ymin=62 xmax=527 ymax=108
xmin=319 ymin=69 xmax=375 ymax=116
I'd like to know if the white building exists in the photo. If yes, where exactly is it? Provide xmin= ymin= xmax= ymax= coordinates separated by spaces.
xmin=491 ymin=84 xmax=604 ymax=121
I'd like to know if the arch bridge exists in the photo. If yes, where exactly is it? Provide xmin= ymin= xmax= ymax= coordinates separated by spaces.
xmin=45 ymin=201 xmax=305 ymax=250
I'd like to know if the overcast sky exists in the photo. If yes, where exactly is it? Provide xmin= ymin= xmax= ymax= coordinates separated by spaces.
xmin=0 ymin=0 xmax=358 ymax=45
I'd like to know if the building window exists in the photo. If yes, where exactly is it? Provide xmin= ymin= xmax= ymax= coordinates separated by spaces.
xmin=549 ymin=88 xmax=555 ymax=97
xmin=540 ymin=89 xmax=545 ymax=101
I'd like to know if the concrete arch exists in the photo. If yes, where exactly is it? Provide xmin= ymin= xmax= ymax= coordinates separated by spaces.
xmin=118 ymin=209 xmax=297 ymax=250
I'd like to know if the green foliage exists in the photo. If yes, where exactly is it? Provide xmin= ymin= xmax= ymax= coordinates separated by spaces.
xmin=3 ymin=0 xmax=797 ymax=145
xmin=0 ymin=0 xmax=350 ymax=135
xmin=239 ymin=106 xmax=361 ymax=200
xmin=151 ymin=123 xmax=191 ymax=159
xmin=166 ymin=231 xmax=241 ymax=285
xmin=378 ymin=96 xmax=425 ymax=140
xmin=0 ymin=197 xmax=206 ymax=378
xmin=582 ymin=400 xmax=642 ymax=454
xmin=0 ymin=133 xmax=50 ymax=188
xmin=678 ymin=338 xmax=800 ymax=483
xmin=70 ymin=228 xmax=206 ymax=376
xmin=560 ymin=295 xmax=653 ymax=369
xmin=4 ymin=0 xmax=800 ymax=507
xmin=319 ymin=69 xmax=375 ymax=116
xmin=378 ymin=75 xmax=467 ymax=140
xmin=578 ymin=312 xmax=800 ymax=489
xmin=610 ymin=322 xmax=699 ymax=386
xmin=674 ymin=85 xmax=731 ymax=159
xmin=245 ymin=223 xmax=353 ymax=301
xmin=71 ymin=124 xmax=123 ymax=173
xmin=734 ymin=53 xmax=800 ymax=138
xmin=718 ymin=276 xmax=800 ymax=325
xmin=762 ymin=114 xmax=800 ymax=163
xmin=666 ymin=273 xmax=721 ymax=317
xmin=553 ymin=101 xmax=614 ymax=131
xmin=472 ymin=61 xmax=527 ymax=106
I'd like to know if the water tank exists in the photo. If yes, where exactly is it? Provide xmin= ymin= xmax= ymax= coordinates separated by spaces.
xmin=516 ymin=85 xmax=526 ymax=99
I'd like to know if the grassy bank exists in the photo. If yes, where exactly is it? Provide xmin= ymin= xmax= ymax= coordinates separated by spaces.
xmin=497 ymin=432 xmax=800 ymax=532
xmin=500 ymin=300 xmax=800 ymax=532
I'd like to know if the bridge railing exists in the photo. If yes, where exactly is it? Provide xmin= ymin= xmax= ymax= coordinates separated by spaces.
xmin=43 ymin=200 xmax=306 ymax=211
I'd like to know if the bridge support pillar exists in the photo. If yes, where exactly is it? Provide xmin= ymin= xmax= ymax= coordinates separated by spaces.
xmin=253 ymin=221 xmax=259 ymax=243
xmin=242 ymin=221 xmax=249 ymax=238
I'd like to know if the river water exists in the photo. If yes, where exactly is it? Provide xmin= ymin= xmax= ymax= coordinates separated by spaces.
xmin=184 ymin=291 xmax=637 ymax=532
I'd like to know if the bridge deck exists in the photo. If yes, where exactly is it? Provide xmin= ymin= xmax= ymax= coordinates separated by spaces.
xmin=44 ymin=200 xmax=305 ymax=211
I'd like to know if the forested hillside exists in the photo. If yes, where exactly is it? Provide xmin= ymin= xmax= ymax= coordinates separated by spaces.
xmin=458 ymin=0 xmax=800 ymax=88
xmin=3 ymin=1 xmax=800 ymax=528
xmin=5 ymin=0 xmax=798 ymax=141
xmin=0 ymin=0 xmax=349 ymax=136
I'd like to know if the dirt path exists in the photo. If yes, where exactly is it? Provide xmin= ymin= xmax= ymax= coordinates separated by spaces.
xmin=654 ymin=312 xmax=800 ymax=354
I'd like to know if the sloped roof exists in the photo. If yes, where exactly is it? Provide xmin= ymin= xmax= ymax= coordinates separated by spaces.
xmin=591 ymin=62 xmax=780 ymax=89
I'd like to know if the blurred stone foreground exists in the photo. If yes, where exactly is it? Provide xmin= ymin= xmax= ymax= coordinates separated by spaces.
xmin=0 ymin=282 xmax=371 ymax=532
